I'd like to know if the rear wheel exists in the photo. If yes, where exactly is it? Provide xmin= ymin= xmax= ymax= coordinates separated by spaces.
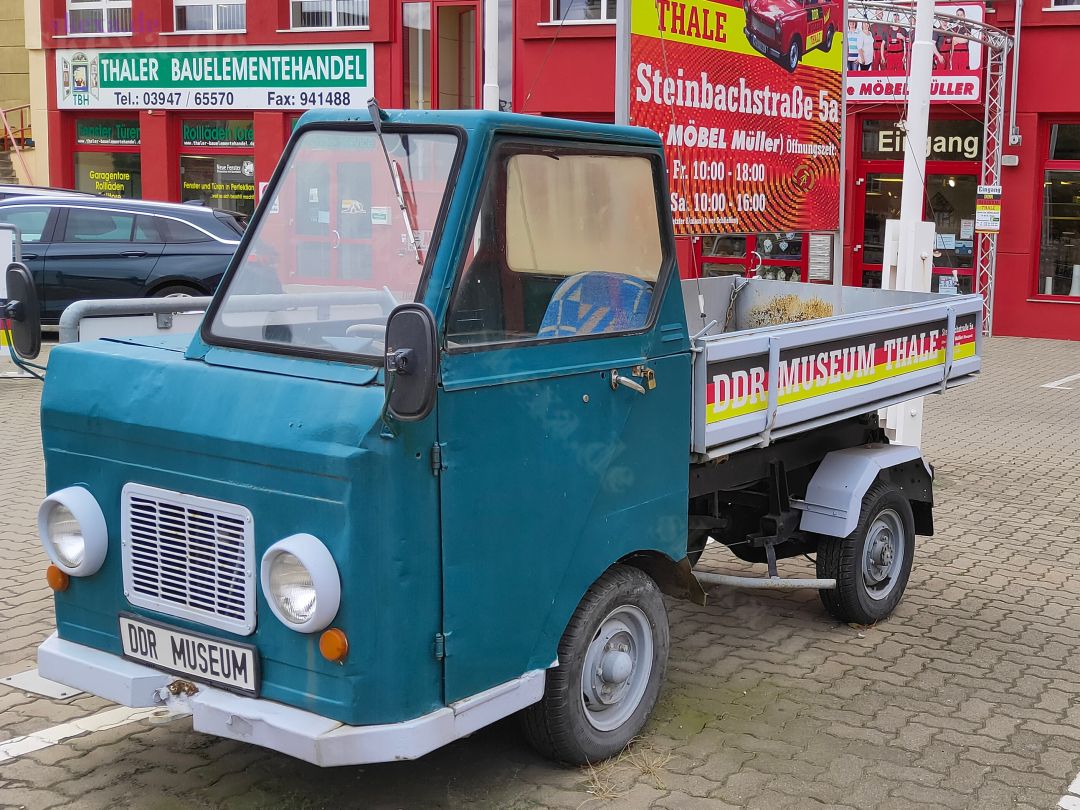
xmin=150 ymin=284 xmax=202 ymax=299
xmin=817 ymin=481 xmax=915 ymax=624
xmin=821 ymin=25 xmax=835 ymax=52
xmin=520 ymin=565 xmax=669 ymax=764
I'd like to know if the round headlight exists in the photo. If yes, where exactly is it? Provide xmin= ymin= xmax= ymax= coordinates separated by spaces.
xmin=38 ymin=486 xmax=108 ymax=577
xmin=261 ymin=534 xmax=340 ymax=633
xmin=269 ymin=551 xmax=317 ymax=624
xmin=48 ymin=504 xmax=85 ymax=568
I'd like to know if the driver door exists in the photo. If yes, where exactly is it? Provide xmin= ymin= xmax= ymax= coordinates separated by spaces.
xmin=436 ymin=139 xmax=692 ymax=702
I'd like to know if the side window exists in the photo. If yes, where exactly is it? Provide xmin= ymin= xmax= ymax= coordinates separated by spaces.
xmin=155 ymin=217 xmax=210 ymax=244
xmin=64 ymin=208 xmax=136 ymax=242
xmin=134 ymin=215 xmax=162 ymax=243
xmin=447 ymin=146 xmax=665 ymax=347
xmin=0 ymin=206 xmax=52 ymax=243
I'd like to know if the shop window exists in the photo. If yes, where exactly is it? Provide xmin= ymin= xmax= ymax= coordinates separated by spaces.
xmin=174 ymin=0 xmax=246 ymax=31
xmin=1038 ymin=124 xmax=1080 ymax=297
xmin=290 ymin=0 xmax=369 ymax=28
xmin=66 ymin=0 xmax=133 ymax=34
xmin=179 ymin=119 xmax=256 ymax=217
xmin=447 ymin=147 xmax=664 ymax=346
xmin=1050 ymin=0 xmax=1080 ymax=8
xmin=551 ymin=0 xmax=614 ymax=22
xmin=73 ymin=152 xmax=141 ymax=198
xmin=180 ymin=156 xmax=256 ymax=216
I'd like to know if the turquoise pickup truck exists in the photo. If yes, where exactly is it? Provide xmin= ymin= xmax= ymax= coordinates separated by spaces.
xmin=4 ymin=107 xmax=980 ymax=766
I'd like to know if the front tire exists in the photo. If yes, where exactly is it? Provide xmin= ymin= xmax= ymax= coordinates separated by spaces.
xmin=521 ymin=565 xmax=670 ymax=765
xmin=786 ymin=37 xmax=802 ymax=72
xmin=816 ymin=481 xmax=915 ymax=624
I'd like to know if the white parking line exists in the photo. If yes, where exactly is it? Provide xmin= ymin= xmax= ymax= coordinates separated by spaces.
xmin=1059 ymin=771 xmax=1080 ymax=809
xmin=0 ymin=706 xmax=154 ymax=763
xmin=1042 ymin=372 xmax=1080 ymax=390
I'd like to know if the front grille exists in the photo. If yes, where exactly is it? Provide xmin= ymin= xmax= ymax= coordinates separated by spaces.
xmin=121 ymin=484 xmax=255 ymax=635
xmin=752 ymin=14 xmax=773 ymax=37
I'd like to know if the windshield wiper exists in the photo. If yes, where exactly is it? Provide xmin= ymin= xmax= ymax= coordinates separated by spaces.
xmin=368 ymin=99 xmax=424 ymax=266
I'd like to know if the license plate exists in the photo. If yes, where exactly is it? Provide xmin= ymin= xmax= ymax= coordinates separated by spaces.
xmin=119 ymin=614 xmax=259 ymax=696
xmin=751 ymin=35 xmax=767 ymax=54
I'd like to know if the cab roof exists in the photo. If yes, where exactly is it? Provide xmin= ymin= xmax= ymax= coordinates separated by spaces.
xmin=295 ymin=108 xmax=664 ymax=150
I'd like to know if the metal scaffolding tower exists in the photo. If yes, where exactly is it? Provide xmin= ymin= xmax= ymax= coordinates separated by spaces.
xmin=849 ymin=1 xmax=1013 ymax=335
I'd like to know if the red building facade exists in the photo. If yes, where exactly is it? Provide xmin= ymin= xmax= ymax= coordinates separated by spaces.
xmin=36 ymin=0 xmax=1080 ymax=339
xmin=514 ymin=0 xmax=1080 ymax=340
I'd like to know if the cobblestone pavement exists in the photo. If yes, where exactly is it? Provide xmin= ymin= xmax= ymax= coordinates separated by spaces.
xmin=2 ymin=336 xmax=1080 ymax=810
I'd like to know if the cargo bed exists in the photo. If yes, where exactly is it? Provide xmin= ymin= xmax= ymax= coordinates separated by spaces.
xmin=684 ymin=277 xmax=982 ymax=458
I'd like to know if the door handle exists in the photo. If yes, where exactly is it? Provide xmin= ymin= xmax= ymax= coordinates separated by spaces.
xmin=611 ymin=371 xmax=646 ymax=395
xmin=610 ymin=365 xmax=656 ymax=395
xmin=22 ymin=252 xmax=37 ymax=260
xmin=853 ymin=244 xmax=862 ymax=253
xmin=121 ymin=250 xmax=149 ymax=258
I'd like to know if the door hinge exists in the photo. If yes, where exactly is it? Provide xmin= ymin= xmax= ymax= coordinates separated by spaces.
xmin=430 ymin=442 xmax=446 ymax=476
xmin=433 ymin=632 xmax=448 ymax=660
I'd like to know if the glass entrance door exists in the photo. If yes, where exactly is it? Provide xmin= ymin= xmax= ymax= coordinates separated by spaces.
xmin=854 ymin=167 xmax=978 ymax=294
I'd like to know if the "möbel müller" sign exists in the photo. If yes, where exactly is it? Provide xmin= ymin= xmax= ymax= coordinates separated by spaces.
xmin=57 ymin=44 xmax=373 ymax=111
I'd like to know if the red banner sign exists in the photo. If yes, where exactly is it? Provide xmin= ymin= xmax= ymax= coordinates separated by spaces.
xmin=845 ymin=2 xmax=985 ymax=103
xmin=626 ymin=0 xmax=843 ymax=235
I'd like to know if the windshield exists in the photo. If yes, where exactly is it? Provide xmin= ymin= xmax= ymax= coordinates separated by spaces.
xmin=208 ymin=128 xmax=458 ymax=359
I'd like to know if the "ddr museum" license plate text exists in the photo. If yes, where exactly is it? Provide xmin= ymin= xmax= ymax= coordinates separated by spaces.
xmin=119 ymin=614 xmax=258 ymax=695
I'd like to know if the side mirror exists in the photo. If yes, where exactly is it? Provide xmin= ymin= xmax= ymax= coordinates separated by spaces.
xmin=384 ymin=303 xmax=438 ymax=422
xmin=3 ymin=262 xmax=40 ymax=360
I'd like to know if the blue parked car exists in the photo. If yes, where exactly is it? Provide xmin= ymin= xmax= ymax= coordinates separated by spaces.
xmin=0 ymin=196 xmax=244 ymax=325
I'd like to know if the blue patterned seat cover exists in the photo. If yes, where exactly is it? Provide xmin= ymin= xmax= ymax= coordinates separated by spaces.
xmin=537 ymin=272 xmax=654 ymax=339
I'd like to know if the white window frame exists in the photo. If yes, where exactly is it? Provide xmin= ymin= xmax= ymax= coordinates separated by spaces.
xmin=173 ymin=0 xmax=247 ymax=32
xmin=545 ymin=0 xmax=615 ymax=25
xmin=1047 ymin=0 xmax=1080 ymax=9
xmin=66 ymin=0 xmax=133 ymax=35
xmin=289 ymin=0 xmax=370 ymax=30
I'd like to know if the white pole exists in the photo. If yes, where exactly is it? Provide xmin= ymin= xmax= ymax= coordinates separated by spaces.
xmin=482 ymin=0 xmax=500 ymax=110
xmin=890 ymin=0 xmax=937 ymax=448
xmin=896 ymin=0 xmax=935 ymax=291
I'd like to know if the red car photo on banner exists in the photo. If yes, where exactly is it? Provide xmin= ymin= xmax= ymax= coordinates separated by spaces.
xmin=625 ymin=0 xmax=842 ymax=235
xmin=845 ymin=2 xmax=985 ymax=103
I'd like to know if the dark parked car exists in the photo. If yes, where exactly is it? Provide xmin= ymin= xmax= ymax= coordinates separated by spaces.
xmin=0 ymin=196 xmax=244 ymax=325
xmin=0 ymin=184 xmax=94 ymax=202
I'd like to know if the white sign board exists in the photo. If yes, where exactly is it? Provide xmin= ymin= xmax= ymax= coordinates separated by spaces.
xmin=57 ymin=44 xmax=373 ymax=111
xmin=0 ymin=224 xmax=21 ymax=299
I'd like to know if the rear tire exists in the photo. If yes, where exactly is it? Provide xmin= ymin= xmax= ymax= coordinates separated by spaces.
xmin=150 ymin=284 xmax=202 ymax=299
xmin=817 ymin=481 xmax=915 ymax=624
xmin=520 ymin=565 xmax=669 ymax=765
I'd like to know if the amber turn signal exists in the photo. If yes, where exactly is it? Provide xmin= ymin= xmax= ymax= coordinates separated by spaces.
xmin=319 ymin=628 xmax=349 ymax=663
xmin=47 ymin=565 xmax=70 ymax=592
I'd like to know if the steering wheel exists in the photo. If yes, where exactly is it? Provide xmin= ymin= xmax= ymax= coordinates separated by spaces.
xmin=344 ymin=323 xmax=386 ymax=354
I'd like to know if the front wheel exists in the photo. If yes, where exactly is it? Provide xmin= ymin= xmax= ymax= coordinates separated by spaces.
xmin=816 ymin=481 xmax=915 ymax=624
xmin=520 ymin=565 xmax=670 ymax=764
xmin=786 ymin=37 xmax=802 ymax=72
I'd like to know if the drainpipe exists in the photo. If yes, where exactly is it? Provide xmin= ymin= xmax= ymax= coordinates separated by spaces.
xmin=1009 ymin=0 xmax=1022 ymax=145
xmin=483 ymin=0 xmax=500 ymax=110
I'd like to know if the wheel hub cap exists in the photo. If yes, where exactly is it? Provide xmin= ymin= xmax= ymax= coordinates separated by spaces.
xmin=861 ymin=508 xmax=906 ymax=601
xmin=580 ymin=605 xmax=654 ymax=732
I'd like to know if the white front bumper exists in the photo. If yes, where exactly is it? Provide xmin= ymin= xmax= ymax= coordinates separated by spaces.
xmin=38 ymin=633 xmax=546 ymax=767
